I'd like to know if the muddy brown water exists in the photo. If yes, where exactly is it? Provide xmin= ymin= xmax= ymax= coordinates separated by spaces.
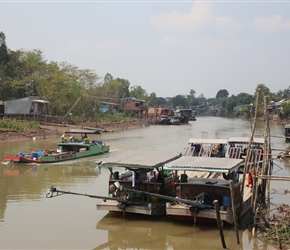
xmin=0 ymin=116 xmax=289 ymax=249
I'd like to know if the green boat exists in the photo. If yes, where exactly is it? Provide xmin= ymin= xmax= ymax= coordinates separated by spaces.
xmin=4 ymin=129 xmax=110 ymax=164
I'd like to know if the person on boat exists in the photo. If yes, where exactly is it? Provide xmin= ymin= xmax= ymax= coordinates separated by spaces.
xmin=192 ymin=143 xmax=201 ymax=156
xmin=18 ymin=152 xmax=25 ymax=157
xmin=246 ymin=168 xmax=255 ymax=188
xmin=214 ymin=144 xmax=222 ymax=152
xmin=222 ymin=171 xmax=238 ymax=183
xmin=61 ymin=134 xmax=68 ymax=143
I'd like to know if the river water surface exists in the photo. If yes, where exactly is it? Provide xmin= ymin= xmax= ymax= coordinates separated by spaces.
xmin=0 ymin=116 xmax=289 ymax=250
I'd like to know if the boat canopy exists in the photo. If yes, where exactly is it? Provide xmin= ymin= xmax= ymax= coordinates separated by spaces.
xmin=164 ymin=156 xmax=244 ymax=173
xmin=227 ymin=137 xmax=264 ymax=144
xmin=188 ymin=138 xmax=228 ymax=145
xmin=98 ymin=150 xmax=182 ymax=170
xmin=285 ymin=124 xmax=290 ymax=129
xmin=64 ymin=129 xmax=101 ymax=134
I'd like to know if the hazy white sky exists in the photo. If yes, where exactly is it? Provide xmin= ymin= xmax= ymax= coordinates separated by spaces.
xmin=1 ymin=1 xmax=290 ymax=98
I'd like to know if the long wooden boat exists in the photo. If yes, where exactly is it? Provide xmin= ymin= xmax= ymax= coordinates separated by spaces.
xmin=96 ymin=150 xmax=182 ymax=216
xmin=163 ymin=156 xmax=253 ymax=224
xmin=3 ymin=129 xmax=109 ymax=164
xmin=183 ymin=136 xmax=264 ymax=160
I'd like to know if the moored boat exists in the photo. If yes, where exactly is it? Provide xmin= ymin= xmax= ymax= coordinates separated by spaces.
xmin=96 ymin=150 xmax=182 ymax=216
xmin=163 ymin=156 xmax=253 ymax=224
xmin=184 ymin=138 xmax=228 ymax=157
xmin=3 ymin=129 xmax=109 ymax=163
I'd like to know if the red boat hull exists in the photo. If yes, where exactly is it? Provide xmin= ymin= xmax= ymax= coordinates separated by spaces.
xmin=3 ymin=155 xmax=43 ymax=164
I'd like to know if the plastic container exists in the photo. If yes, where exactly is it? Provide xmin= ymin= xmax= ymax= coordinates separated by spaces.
xmin=31 ymin=152 xmax=38 ymax=158
xmin=38 ymin=151 xmax=44 ymax=157
xmin=222 ymin=195 xmax=231 ymax=208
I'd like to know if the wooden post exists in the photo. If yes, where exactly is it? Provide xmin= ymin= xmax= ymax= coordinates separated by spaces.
xmin=239 ymin=89 xmax=260 ymax=218
xmin=229 ymin=180 xmax=240 ymax=244
xmin=213 ymin=200 xmax=227 ymax=249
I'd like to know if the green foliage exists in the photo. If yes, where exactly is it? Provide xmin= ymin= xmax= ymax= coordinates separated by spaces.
xmin=255 ymin=83 xmax=274 ymax=117
xmin=27 ymin=121 xmax=41 ymax=130
xmin=130 ymin=85 xmax=147 ymax=100
xmin=216 ymin=89 xmax=229 ymax=99
xmin=98 ymin=112 xmax=131 ymax=122
xmin=282 ymin=102 xmax=290 ymax=118
xmin=171 ymin=95 xmax=187 ymax=108
xmin=0 ymin=120 xmax=24 ymax=131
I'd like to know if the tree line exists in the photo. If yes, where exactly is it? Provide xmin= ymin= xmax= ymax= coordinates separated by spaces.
xmin=1 ymin=31 xmax=290 ymax=121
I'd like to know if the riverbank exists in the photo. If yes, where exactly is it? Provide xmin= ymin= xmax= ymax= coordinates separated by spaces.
xmin=0 ymin=119 xmax=149 ymax=143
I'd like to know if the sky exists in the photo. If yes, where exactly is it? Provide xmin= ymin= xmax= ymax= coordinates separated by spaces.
xmin=1 ymin=1 xmax=290 ymax=99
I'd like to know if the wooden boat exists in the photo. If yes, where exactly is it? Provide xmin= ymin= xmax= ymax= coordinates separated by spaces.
xmin=96 ymin=150 xmax=182 ymax=216
xmin=183 ymin=136 xmax=264 ymax=160
xmin=183 ymin=138 xmax=228 ymax=157
xmin=163 ymin=156 xmax=252 ymax=224
xmin=225 ymin=136 xmax=264 ymax=159
xmin=3 ymin=129 xmax=109 ymax=164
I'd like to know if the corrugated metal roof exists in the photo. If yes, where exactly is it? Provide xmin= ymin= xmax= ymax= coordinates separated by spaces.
xmin=164 ymin=156 xmax=244 ymax=173
xmin=227 ymin=137 xmax=264 ymax=144
xmin=188 ymin=138 xmax=228 ymax=144
xmin=32 ymin=99 xmax=49 ymax=103
xmin=99 ymin=150 xmax=182 ymax=169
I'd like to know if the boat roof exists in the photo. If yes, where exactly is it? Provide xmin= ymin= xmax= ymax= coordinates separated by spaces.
xmin=285 ymin=124 xmax=290 ymax=128
xmin=227 ymin=137 xmax=264 ymax=144
xmin=188 ymin=138 xmax=228 ymax=144
xmin=164 ymin=156 xmax=244 ymax=173
xmin=64 ymin=129 xmax=101 ymax=134
xmin=98 ymin=150 xmax=182 ymax=170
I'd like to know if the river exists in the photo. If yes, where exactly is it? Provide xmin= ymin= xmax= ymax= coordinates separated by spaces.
xmin=0 ymin=116 xmax=289 ymax=250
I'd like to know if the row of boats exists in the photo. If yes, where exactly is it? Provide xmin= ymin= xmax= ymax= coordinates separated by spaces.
xmin=47 ymin=135 xmax=268 ymax=225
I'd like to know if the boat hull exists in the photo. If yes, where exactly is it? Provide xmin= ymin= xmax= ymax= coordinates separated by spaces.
xmin=97 ymin=200 xmax=166 ymax=216
xmin=4 ymin=144 xmax=110 ymax=164
xmin=166 ymin=203 xmax=234 ymax=224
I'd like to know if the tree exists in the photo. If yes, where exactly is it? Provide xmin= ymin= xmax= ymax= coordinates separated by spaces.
xmin=187 ymin=89 xmax=197 ymax=106
xmin=130 ymin=85 xmax=147 ymax=100
xmin=255 ymin=83 xmax=274 ymax=117
xmin=226 ymin=95 xmax=237 ymax=115
xmin=235 ymin=93 xmax=254 ymax=105
xmin=171 ymin=95 xmax=187 ymax=108
xmin=0 ymin=31 xmax=10 ymax=99
xmin=0 ymin=32 xmax=9 ymax=66
xmin=216 ymin=89 xmax=229 ymax=99
xmin=147 ymin=92 xmax=158 ymax=107
xmin=104 ymin=73 xmax=113 ymax=83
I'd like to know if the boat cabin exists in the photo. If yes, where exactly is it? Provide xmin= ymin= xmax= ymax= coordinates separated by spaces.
xmin=163 ymin=156 xmax=249 ymax=224
xmin=184 ymin=138 xmax=228 ymax=157
xmin=96 ymin=150 xmax=182 ymax=215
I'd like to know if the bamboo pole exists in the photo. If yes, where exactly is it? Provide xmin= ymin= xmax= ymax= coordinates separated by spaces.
xmin=213 ymin=200 xmax=227 ymax=249
xmin=229 ymin=180 xmax=239 ymax=244
xmin=255 ymin=175 xmax=290 ymax=181
xmin=239 ymin=89 xmax=260 ymax=218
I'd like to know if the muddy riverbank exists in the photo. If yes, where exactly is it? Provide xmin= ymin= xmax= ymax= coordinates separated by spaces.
xmin=0 ymin=119 xmax=148 ymax=142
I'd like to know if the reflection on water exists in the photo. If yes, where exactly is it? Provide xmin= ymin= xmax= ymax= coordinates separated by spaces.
xmin=0 ymin=117 xmax=288 ymax=249
xmin=94 ymin=212 xmax=276 ymax=250
xmin=3 ymin=163 xmax=38 ymax=177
